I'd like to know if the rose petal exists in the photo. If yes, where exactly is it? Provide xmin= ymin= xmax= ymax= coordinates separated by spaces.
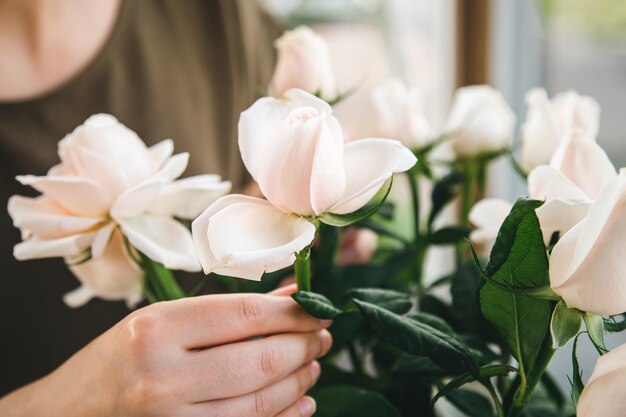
xmin=109 ymin=153 xmax=189 ymax=219
xmin=329 ymin=139 xmax=417 ymax=215
xmin=192 ymin=195 xmax=316 ymax=280
xmin=66 ymin=229 xmax=143 ymax=306
xmin=238 ymin=89 xmax=332 ymax=180
xmin=528 ymin=165 xmax=588 ymax=202
xmin=14 ymin=232 xmax=96 ymax=260
xmin=468 ymin=198 xmax=513 ymax=243
xmin=118 ymin=214 xmax=200 ymax=272
xmin=149 ymin=139 xmax=174 ymax=170
xmin=550 ymin=170 xmax=626 ymax=315
xmin=550 ymin=129 xmax=617 ymax=200
xmin=149 ymin=175 xmax=232 ymax=219
xmin=91 ymin=222 xmax=117 ymax=258
xmin=577 ymin=343 xmax=626 ymax=417
xmin=16 ymin=175 xmax=112 ymax=217
xmin=520 ymin=88 xmax=562 ymax=172
xmin=8 ymin=195 xmax=103 ymax=239
xmin=256 ymin=108 xmax=345 ymax=215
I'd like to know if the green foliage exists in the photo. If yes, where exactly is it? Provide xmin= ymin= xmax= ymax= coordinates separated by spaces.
xmin=479 ymin=198 xmax=553 ymax=376
xmin=313 ymin=386 xmax=402 ymax=417
xmin=292 ymin=291 xmax=343 ymax=319
xmin=569 ymin=334 xmax=585 ymax=408
xmin=432 ymin=364 xmax=517 ymax=405
xmin=427 ymin=226 xmax=470 ymax=245
xmin=344 ymin=288 xmax=412 ymax=314
xmin=429 ymin=171 xmax=463 ymax=225
xmin=583 ymin=313 xmax=608 ymax=355
xmin=354 ymin=300 xmax=480 ymax=377
xmin=445 ymin=389 xmax=495 ymax=417
xmin=550 ymin=300 xmax=582 ymax=349
xmin=604 ymin=313 xmax=626 ymax=332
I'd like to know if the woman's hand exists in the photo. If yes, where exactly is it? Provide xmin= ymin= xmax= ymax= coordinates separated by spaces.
xmin=0 ymin=287 xmax=332 ymax=417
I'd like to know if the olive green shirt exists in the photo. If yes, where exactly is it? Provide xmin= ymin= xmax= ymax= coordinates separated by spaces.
xmin=0 ymin=0 xmax=277 ymax=394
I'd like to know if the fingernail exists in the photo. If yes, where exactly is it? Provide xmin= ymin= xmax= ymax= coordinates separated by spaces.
xmin=320 ymin=329 xmax=333 ymax=354
xmin=298 ymin=396 xmax=316 ymax=417
xmin=319 ymin=319 xmax=333 ymax=328
xmin=309 ymin=361 xmax=321 ymax=381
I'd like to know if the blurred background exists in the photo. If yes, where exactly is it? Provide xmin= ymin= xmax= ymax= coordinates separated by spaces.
xmin=260 ymin=0 xmax=626 ymax=398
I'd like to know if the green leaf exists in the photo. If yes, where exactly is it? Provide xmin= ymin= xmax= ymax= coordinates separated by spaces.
xmin=292 ymin=292 xmax=343 ymax=319
xmin=407 ymin=312 xmax=455 ymax=335
xmin=479 ymin=198 xmax=552 ymax=376
xmin=429 ymin=171 xmax=463 ymax=225
xmin=427 ymin=226 xmax=470 ymax=245
xmin=583 ymin=313 xmax=608 ymax=354
xmin=445 ymin=389 xmax=495 ymax=417
xmin=354 ymin=300 xmax=479 ymax=377
xmin=569 ymin=334 xmax=585 ymax=408
xmin=550 ymin=300 xmax=582 ymax=349
xmin=313 ymin=385 xmax=402 ymax=417
xmin=392 ymin=354 xmax=447 ymax=378
xmin=345 ymin=288 xmax=412 ymax=314
xmin=319 ymin=178 xmax=393 ymax=227
xmin=432 ymin=364 xmax=517 ymax=405
xmin=604 ymin=314 xmax=626 ymax=332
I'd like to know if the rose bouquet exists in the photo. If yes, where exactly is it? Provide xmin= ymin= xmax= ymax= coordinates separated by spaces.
xmin=8 ymin=26 xmax=626 ymax=417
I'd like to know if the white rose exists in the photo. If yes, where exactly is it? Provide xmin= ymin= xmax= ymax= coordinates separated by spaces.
xmin=371 ymin=78 xmax=434 ymax=149
xmin=549 ymin=169 xmax=626 ymax=315
xmin=528 ymin=129 xmax=616 ymax=242
xmin=577 ymin=343 xmax=626 ymax=417
xmin=445 ymin=85 xmax=515 ymax=158
xmin=193 ymin=89 xmax=417 ymax=280
xmin=8 ymin=114 xmax=230 ymax=306
xmin=269 ymin=26 xmax=336 ymax=99
xmin=520 ymin=88 xmax=600 ymax=172
xmin=468 ymin=198 xmax=513 ymax=255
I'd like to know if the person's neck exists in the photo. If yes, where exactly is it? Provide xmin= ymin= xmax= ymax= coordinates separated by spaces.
xmin=0 ymin=0 xmax=122 ymax=101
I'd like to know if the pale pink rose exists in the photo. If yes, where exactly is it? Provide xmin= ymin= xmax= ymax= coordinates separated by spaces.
xmin=550 ymin=169 xmax=626 ymax=315
xmin=445 ymin=85 xmax=516 ymax=158
xmin=468 ymin=198 xmax=513 ymax=255
xmin=520 ymin=88 xmax=600 ymax=172
xmin=9 ymin=114 xmax=230 ymax=306
xmin=577 ymin=343 xmax=626 ymax=417
xmin=528 ymin=129 xmax=616 ymax=242
xmin=269 ymin=26 xmax=336 ymax=99
xmin=371 ymin=79 xmax=434 ymax=149
xmin=193 ymin=89 xmax=416 ymax=280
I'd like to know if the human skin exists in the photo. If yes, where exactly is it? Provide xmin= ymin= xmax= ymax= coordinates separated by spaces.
xmin=0 ymin=285 xmax=332 ymax=416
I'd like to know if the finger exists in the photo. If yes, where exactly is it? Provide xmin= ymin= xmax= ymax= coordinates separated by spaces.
xmin=274 ymin=397 xmax=317 ymax=417
xmin=269 ymin=283 xmax=297 ymax=296
xmin=184 ymin=330 xmax=331 ymax=401
xmin=157 ymin=293 xmax=332 ymax=348
xmin=192 ymin=363 xmax=320 ymax=417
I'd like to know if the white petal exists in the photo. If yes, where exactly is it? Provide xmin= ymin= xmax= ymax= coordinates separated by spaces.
xmin=149 ymin=175 xmax=232 ymax=219
xmin=446 ymin=85 xmax=516 ymax=157
xmin=550 ymin=129 xmax=617 ymax=200
xmin=329 ymin=139 xmax=417 ymax=215
xmin=550 ymin=170 xmax=626 ymax=315
xmin=17 ymin=175 xmax=112 ymax=217
xmin=149 ymin=139 xmax=174 ymax=169
xmin=63 ymin=285 xmax=95 ymax=308
xmin=256 ymin=108 xmax=345 ymax=215
xmin=91 ymin=222 xmax=117 ymax=258
xmin=520 ymin=88 xmax=562 ymax=172
xmin=578 ymin=344 xmax=626 ymax=417
xmin=8 ymin=195 xmax=103 ymax=239
xmin=535 ymin=199 xmax=589 ymax=243
xmin=528 ymin=165 xmax=588 ymax=202
xmin=552 ymin=90 xmax=600 ymax=137
xmin=14 ymin=232 xmax=95 ymax=260
xmin=192 ymin=195 xmax=316 ymax=280
xmin=238 ymin=89 xmax=332 ymax=180
xmin=468 ymin=198 xmax=512 ymax=242
xmin=110 ymin=153 xmax=190 ymax=219
xmin=67 ymin=229 xmax=144 ymax=305
xmin=118 ymin=214 xmax=200 ymax=272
